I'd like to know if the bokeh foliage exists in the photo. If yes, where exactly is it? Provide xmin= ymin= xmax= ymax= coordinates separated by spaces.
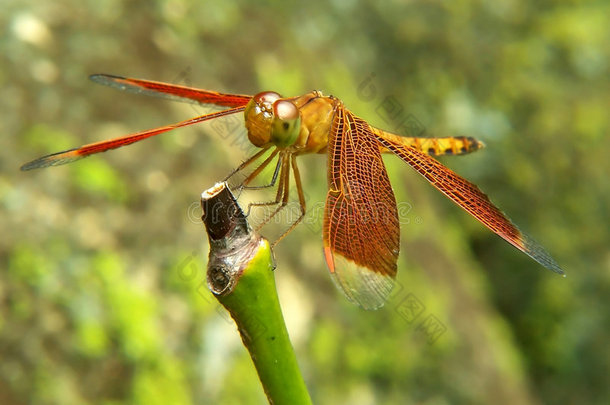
xmin=1 ymin=0 xmax=609 ymax=404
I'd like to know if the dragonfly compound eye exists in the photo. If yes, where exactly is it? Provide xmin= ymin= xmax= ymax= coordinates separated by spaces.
xmin=271 ymin=100 xmax=301 ymax=147
xmin=245 ymin=91 xmax=282 ymax=121
xmin=244 ymin=91 xmax=283 ymax=147
xmin=255 ymin=91 xmax=282 ymax=105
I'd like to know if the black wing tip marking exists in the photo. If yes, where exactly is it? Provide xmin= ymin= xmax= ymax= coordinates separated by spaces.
xmin=89 ymin=73 xmax=124 ymax=83
xmin=20 ymin=148 xmax=80 ymax=171
xmin=522 ymin=234 xmax=565 ymax=276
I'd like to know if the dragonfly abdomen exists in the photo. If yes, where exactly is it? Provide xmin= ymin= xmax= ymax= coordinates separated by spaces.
xmin=374 ymin=129 xmax=484 ymax=157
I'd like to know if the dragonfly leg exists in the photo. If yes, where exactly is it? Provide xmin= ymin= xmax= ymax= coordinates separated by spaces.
xmin=223 ymin=146 xmax=269 ymax=183
xmin=271 ymin=155 xmax=306 ymax=247
xmin=240 ymin=150 xmax=282 ymax=190
xmin=236 ymin=151 xmax=307 ymax=244
xmin=243 ymin=154 xmax=285 ymax=216
xmin=248 ymin=153 xmax=290 ymax=226
xmin=224 ymin=147 xmax=283 ymax=192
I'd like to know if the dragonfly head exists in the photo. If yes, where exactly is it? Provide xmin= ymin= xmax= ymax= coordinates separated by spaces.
xmin=244 ymin=91 xmax=301 ymax=148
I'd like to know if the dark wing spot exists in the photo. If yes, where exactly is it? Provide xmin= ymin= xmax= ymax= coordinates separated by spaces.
xmin=427 ymin=148 xmax=436 ymax=156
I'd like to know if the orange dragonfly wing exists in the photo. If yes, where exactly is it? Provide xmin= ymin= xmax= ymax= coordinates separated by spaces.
xmin=20 ymin=106 xmax=244 ymax=170
xmin=375 ymin=132 xmax=564 ymax=275
xmin=90 ymin=74 xmax=252 ymax=107
xmin=323 ymin=104 xmax=400 ymax=310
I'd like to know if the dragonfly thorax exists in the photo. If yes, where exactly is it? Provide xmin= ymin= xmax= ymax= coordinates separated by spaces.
xmin=244 ymin=91 xmax=302 ymax=149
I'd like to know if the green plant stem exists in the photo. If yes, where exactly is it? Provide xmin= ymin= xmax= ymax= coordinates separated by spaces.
xmin=201 ymin=182 xmax=312 ymax=405
xmin=218 ymin=239 xmax=312 ymax=405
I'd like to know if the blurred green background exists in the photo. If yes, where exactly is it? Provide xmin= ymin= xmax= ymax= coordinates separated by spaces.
xmin=2 ymin=0 xmax=609 ymax=404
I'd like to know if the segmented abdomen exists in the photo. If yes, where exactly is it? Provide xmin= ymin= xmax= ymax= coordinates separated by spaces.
xmin=374 ymin=129 xmax=484 ymax=157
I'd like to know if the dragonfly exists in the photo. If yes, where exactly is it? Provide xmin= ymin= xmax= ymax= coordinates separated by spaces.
xmin=21 ymin=74 xmax=564 ymax=309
